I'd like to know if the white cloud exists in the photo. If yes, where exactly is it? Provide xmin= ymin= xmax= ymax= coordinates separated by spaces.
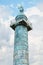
xmin=37 ymin=3 xmax=43 ymax=12
xmin=0 ymin=5 xmax=12 ymax=19
xmin=0 ymin=3 xmax=43 ymax=65
xmin=0 ymin=5 xmax=14 ymax=65
xmin=1 ymin=46 xmax=7 ymax=53
xmin=25 ymin=6 xmax=43 ymax=17
xmin=9 ymin=32 xmax=14 ymax=46
xmin=0 ymin=5 xmax=15 ymax=28
xmin=24 ymin=4 xmax=43 ymax=65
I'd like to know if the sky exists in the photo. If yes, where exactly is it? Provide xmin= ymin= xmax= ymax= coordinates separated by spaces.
xmin=0 ymin=0 xmax=43 ymax=65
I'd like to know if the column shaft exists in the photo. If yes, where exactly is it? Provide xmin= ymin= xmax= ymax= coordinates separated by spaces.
xmin=14 ymin=25 xmax=29 ymax=65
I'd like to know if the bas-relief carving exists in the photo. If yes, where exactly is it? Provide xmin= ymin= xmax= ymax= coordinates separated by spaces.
xmin=14 ymin=25 xmax=29 ymax=65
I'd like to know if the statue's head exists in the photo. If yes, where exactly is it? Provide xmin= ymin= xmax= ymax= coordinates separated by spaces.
xmin=18 ymin=5 xmax=24 ymax=13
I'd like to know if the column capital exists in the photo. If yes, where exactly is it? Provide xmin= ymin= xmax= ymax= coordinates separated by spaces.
xmin=10 ymin=6 xmax=32 ymax=31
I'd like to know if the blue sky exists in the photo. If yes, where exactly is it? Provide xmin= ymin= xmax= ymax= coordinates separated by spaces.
xmin=0 ymin=0 xmax=43 ymax=65
xmin=0 ymin=0 xmax=43 ymax=16
xmin=0 ymin=0 xmax=43 ymax=5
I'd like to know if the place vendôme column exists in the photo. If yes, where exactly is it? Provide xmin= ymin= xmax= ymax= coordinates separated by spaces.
xmin=10 ymin=5 xmax=32 ymax=65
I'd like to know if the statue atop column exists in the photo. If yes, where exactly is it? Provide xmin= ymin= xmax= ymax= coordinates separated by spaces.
xmin=18 ymin=5 xmax=24 ymax=13
xmin=10 ymin=5 xmax=32 ymax=31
